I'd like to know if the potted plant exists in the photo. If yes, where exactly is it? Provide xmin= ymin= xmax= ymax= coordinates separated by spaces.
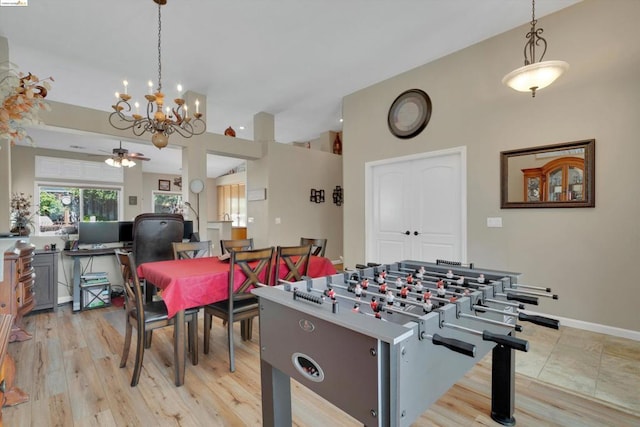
xmin=10 ymin=192 xmax=38 ymax=236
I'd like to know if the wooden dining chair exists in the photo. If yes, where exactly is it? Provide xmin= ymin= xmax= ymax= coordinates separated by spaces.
xmin=115 ymin=249 xmax=199 ymax=387
xmin=299 ymin=237 xmax=327 ymax=257
xmin=172 ymin=240 xmax=212 ymax=259
xmin=275 ymin=244 xmax=312 ymax=282
xmin=220 ymin=238 xmax=254 ymax=255
xmin=203 ymin=246 xmax=274 ymax=372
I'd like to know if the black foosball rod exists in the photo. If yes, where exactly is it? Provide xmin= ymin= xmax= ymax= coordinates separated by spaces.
xmin=474 ymin=304 xmax=560 ymax=330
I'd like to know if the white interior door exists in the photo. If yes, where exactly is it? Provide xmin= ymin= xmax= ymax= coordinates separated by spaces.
xmin=366 ymin=147 xmax=466 ymax=264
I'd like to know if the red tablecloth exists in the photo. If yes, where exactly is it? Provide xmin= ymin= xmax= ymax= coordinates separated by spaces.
xmin=137 ymin=256 xmax=336 ymax=318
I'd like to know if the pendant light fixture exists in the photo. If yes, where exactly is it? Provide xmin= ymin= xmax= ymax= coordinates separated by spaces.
xmin=108 ymin=0 xmax=205 ymax=148
xmin=502 ymin=0 xmax=569 ymax=97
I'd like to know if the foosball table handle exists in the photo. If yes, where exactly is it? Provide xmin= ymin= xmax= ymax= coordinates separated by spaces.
xmin=506 ymin=293 xmax=538 ymax=305
xmin=482 ymin=331 xmax=529 ymax=352
xmin=518 ymin=312 xmax=560 ymax=329
xmin=431 ymin=333 xmax=476 ymax=357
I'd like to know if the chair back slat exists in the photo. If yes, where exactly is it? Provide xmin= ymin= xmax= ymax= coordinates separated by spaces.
xmin=276 ymin=245 xmax=312 ymax=282
xmin=300 ymin=237 xmax=327 ymax=257
xmin=229 ymin=247 xmax=275 ymax=300
xmin=172 ymin=241 xmax=212 ymax=259
xmin=221 ymin=238 xmax=254 ymax=255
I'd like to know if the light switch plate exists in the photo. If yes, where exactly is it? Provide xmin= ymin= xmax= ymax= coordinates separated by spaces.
xmin=487 ymin=217 xmax=503 ymax=228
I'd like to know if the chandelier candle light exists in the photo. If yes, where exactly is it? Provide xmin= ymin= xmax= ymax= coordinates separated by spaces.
xmin=502 ymin=0 xmax=569 ymax=97
xmin=108 ymin=0 xmax=205 ymax=149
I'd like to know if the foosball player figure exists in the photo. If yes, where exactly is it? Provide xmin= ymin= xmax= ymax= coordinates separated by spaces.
xmin=354 ymin=283 xmax=363 ymax=299
xmin=436 ymin=280 xmax=447 ymax=298
xmin=406 ymin=274 xmax=413 ymax=285
xmin=456 ymin=276 xmax=465 ymax=286
xmin=375 ymin=270 xmax=386 ymax=284
xmin=446 ymin=270 xmax=454 ymax=279
xmin=414 ymin=280 xmax=423 ymax=293
xmin=386 ymin=290 xmax=395 ymax=307
xmin=361 ymin=278 xmax=369 ymax=290
xmin=325 ymin=286 xmax=336 ymax=300
xmin=352 ymin=303 xmax=360 ymax=313
xmin=379 ymin=282 xmax=387 ymax=294
xmin=400 ymin=285 xmax=409 ymax=306
xmin=395 ymin=277 xmax=403 ymax=289
xmin=423 ymin=298 xmax=434 ymax=313
xmin=370 ymin=296 xmax=379 ymax=312
xmin=477 ymin=273 xmax=485 ymax=284
xmin=415 ymin=266 xmax=426 ymax=279
xmin=423 ymin=290 xmax=432 ymax=303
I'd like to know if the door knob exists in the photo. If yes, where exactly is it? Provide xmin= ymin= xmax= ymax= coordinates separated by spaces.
xmin=404 ymin=230 xmax=410 ymax=235
xmin=414 ymin=231 xmax=420 ymax=236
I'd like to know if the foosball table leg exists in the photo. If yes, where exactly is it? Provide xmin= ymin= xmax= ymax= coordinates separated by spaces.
xmin=260 ymin=359 xmax=292 ymax=427
xmin=491 ymin=342 xmax=516 ymax=426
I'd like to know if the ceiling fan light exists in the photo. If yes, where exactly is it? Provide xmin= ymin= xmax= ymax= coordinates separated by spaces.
xmin=502 ymin=60 xmax=569 ymax=94
xmin=105 ymin=157 xmax=122 ymax=168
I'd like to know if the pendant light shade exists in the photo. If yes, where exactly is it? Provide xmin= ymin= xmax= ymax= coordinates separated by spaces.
xmin=503 ymin=0 xmax=568 ymax=97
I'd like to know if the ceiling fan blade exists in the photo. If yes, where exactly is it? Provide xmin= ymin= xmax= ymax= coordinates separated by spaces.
xmin=129 ymin=153 xmax=150 ymax=161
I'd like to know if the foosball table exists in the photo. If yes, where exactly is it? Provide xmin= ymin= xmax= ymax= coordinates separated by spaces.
xmin=253 ymin=260 xmax=560 ymax=427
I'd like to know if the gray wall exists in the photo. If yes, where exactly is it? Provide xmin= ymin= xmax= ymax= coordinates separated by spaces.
xmin=342 ymin=0 xmax=640 ymax=332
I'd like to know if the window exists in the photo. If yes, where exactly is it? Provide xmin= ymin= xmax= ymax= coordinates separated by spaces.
xmin=152 ymin=191 xmax=183 ymax=214
xmin=37 ymin=184 xmax=122 ymax=236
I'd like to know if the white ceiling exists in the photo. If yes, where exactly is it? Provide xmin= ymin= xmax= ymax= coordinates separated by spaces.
xmin=1 ymin=0 xmax=579 ymax=177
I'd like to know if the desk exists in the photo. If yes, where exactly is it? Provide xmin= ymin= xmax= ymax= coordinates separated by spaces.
xmin=62 ymin=248 xmax=120 ymax=312
xmin=137 ymin=255 xmax=336 ymax=386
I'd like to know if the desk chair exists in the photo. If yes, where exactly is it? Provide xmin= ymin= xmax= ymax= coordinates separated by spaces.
xmin=275 ymin=244 xmax=312 ymax=282
xmin=115 ymin=250 xmax=199 ymax=387
xmin=220 ymin=238 xmax=254 ymax=255
xmin=133 ymin=213 xmax=184 ymax=301
xmin=203 ymin=246 xmax=274 ymax=372
xmin=172 ymin=241 xmax=212 ymax=259
xmin=300 ymin=237 xmax=327 ymax=257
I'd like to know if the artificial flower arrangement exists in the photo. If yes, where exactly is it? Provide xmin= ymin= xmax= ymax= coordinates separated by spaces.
xmin=10 ymin=192 xmax=38 ymax=236
xmin=0 ymin=62 xmax=53 ymax=145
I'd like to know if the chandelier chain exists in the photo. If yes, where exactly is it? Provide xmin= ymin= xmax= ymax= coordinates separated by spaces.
xmin=157 ymin=1 xmax=162 ymax=92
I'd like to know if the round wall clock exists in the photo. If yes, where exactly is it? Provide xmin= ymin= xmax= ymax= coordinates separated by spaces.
xmin=189 ymin=178 xmax=204 ymax=194
xmin=387 ymin=89 xmax=432 ymax=139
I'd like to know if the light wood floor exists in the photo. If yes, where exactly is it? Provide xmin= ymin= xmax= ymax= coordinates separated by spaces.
xmin=4 ymin=304 xmax=640 ymax=426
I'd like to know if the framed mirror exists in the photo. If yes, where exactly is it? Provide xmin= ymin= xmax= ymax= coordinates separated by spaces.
xmin=500 ymin=139 xmax=595 ymax=208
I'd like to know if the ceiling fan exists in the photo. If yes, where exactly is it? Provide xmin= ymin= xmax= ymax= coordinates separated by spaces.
xmin=103 ymin=141 xmax=150 ymax=168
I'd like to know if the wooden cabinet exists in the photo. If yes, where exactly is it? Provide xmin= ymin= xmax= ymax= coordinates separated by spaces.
xmin=522 ymin=157 xmax=585 ymax=202
xmin=32 ymin=250 xmax=59 ymax=312
xmin=0 ymin=241 xmax=35 ymax=343
xmin=0 ymin=313 xmax=29 ymax=415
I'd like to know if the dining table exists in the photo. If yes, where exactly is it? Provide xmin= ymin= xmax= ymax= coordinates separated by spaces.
xmin=136 ymin=255 xmax=337 ymax=386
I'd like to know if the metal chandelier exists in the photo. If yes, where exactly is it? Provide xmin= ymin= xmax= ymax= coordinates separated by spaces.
xmin=108 ymin=0 xmax=205 ymax=149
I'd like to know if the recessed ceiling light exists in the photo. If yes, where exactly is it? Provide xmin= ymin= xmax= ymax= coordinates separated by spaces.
xmin=239 ymin=126 xmax=245 ymax=130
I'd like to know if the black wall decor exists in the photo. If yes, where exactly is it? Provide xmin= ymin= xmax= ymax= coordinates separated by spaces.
xmin=310 ymin=189 xmax=325 ymax=203
xmin=332 ymin=185 xmax=343 ymax=206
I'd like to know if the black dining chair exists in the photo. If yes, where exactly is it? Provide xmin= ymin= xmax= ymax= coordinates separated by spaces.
xmin=275 ymin=244 xmax=312 ymax=282
xmin=299 ymin=237 xmax=327 ymax=257
xmin=203 ymin=246 xmax=274 ymax=372
xmin=114 ymin=249 xmax=199 ymax=387
xmin=132 ymin=213 xmax=184 ymax=301
xmin=220 ymin=238 xmax=254 ymax=255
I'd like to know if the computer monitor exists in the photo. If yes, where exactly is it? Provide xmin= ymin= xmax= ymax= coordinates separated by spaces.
xmin=77 ymin=221 xmax=120 ymax=245
xmin=183 ymin=220 xmax=194 ymax=240
xmin=118 ymin=221 xmax=134 ymax=244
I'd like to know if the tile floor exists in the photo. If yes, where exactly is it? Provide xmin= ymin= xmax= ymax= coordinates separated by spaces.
xmin=514 ymin=323 xmax=640 ymax=415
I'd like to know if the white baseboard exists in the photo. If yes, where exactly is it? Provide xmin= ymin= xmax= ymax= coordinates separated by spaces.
xmin=58 ymin=295 xmax=73 ymax=304
xmin=524 ymin=309 xmax=640 ymax=342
